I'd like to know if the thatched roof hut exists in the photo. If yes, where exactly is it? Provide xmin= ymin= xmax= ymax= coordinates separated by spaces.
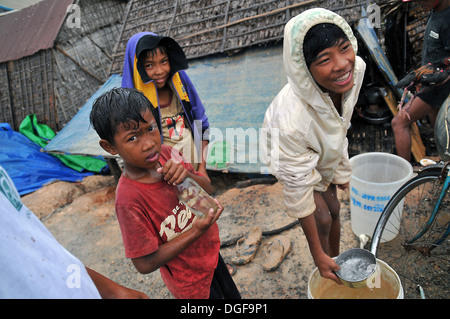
xmin=0 ymin=0 xmax=127 ymax=131
xmin=0 ymin=0 xmax=429 ymax=136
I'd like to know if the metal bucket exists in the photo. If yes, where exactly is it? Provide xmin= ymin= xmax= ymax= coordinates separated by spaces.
xmin=335 ymin=248 xmax=377 ymax=289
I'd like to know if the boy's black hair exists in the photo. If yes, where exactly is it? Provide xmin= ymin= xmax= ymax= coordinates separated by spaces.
xmin=89 ymin=87 xmax=160 ymax=144
xmin=303 ymin=23 xmax=349 ymax=68
xmin=139 ymin=45 xmax=167 ymax=64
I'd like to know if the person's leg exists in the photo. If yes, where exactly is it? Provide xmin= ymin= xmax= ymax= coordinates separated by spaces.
xmin=313 ymin=191 xmax=332 ymax=255
xmin=209 ymin=254 xmax=241 ymax=299
xmin=321 ymin=184 xmax=340 ymax=257
xmin=427 ymin=107 xmax=440 ymax=127
xmin=391 ymin=97 xmax=438 ymax=162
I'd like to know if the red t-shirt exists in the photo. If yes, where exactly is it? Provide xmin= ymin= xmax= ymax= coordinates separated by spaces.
xmin=115 ymin=145 xmax=220 ymax=299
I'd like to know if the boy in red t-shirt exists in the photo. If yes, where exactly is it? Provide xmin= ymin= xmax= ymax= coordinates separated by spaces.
xmin=90 ymin=87 xmax=240 ymax=299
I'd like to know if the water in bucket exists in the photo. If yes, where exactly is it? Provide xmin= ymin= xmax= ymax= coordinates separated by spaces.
xmin=349 ymin=153 xmax=413 ymax=242
xmin=308 ymin=259 xmax=404 ymax=299
xmin=338 ymin=257 xmax=374 ymax=281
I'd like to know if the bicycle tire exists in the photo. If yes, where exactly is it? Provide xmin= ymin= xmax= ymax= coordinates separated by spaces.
xmin=370 ymin=170 xmax=450 ymax=299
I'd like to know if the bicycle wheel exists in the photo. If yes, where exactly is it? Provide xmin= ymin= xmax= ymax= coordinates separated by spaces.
xmin=370 ymin=170 xmax=450 ymax=299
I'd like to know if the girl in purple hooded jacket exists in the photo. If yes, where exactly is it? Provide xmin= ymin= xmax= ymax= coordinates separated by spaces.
xmin=122 ymin=32 xmax=210 ymax=179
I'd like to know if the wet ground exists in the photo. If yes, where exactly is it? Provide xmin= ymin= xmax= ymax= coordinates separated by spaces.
xmin=22 ymin=172 xmax=360 ymax=299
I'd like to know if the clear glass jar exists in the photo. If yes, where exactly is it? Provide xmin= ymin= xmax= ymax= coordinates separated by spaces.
xmin=175 ymin=177 xmax=217 ymax=218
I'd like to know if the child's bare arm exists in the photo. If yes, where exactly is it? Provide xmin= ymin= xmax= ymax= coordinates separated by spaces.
xmin=299 ymin=214 xmax=341 ymax=284
xmin=131 ymin=199 xmax=223 ymax=274
xmin=85 ymin=267 xmax=149 ymax=298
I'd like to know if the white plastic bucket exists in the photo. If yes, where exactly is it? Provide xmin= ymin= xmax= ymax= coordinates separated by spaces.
xmin=307 ymin=259 xmax=404 ymax=299
xmin=349 ymin=152 xmax=412 ymax=242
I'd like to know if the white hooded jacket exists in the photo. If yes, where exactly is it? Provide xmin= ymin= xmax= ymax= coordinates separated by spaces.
xmin=261 ymin=8 xmax=366 ymax=219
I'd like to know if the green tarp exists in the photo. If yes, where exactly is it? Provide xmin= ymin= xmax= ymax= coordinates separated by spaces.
xmin=19 ymin=114 xmax=107 ymax=173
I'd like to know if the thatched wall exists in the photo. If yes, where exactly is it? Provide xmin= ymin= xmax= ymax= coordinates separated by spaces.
xmin=109 ymin=0 xmax=366 ymax=75
xmin=0 ymin=50 xmax=56 ymax=131
xmin=51 ymin=0 xmax=127 ymax=130
xmin=52 ymin=0 xmax=126 ymax=129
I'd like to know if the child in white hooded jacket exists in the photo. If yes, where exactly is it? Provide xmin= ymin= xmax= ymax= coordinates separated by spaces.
xmin=261 ymin=8 xmax=366 ymax=284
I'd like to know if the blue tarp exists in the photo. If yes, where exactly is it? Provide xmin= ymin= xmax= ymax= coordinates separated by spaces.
xmin=45 ymin=47 xmax=287 ymax=173
xmin=45 ymin=74 xmax=123 ymax=158
xmin=188 ymin=45 xmax=286 ymax=172
xmin=0 ymin=124 xmax=94 ymax=195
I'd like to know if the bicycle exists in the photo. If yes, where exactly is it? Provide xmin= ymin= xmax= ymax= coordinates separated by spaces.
xmin=369 ymin=96 xmax=450 ymax=299
xmin=369 ymin=162 xmax=449 ymax=299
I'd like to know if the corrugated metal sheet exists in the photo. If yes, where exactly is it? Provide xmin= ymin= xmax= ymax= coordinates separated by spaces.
xmin=0 ymin=0 xmax=42 ymax=10
xmin=0 ymin=0 xmax=43 ymax=12
xmin=0 ymin=0 xmax=73 ymax=63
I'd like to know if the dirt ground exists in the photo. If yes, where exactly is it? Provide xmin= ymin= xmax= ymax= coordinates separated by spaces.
xmin=22 ymin=172 xmax=360 ymax=299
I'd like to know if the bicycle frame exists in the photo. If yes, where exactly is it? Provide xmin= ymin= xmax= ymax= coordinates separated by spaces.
xmin=432 ymin=168 xmax=450 ymax=246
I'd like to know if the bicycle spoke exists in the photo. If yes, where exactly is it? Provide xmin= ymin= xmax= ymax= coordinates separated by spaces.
xmin=370 ymin=171 xmax=450 ymax=298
